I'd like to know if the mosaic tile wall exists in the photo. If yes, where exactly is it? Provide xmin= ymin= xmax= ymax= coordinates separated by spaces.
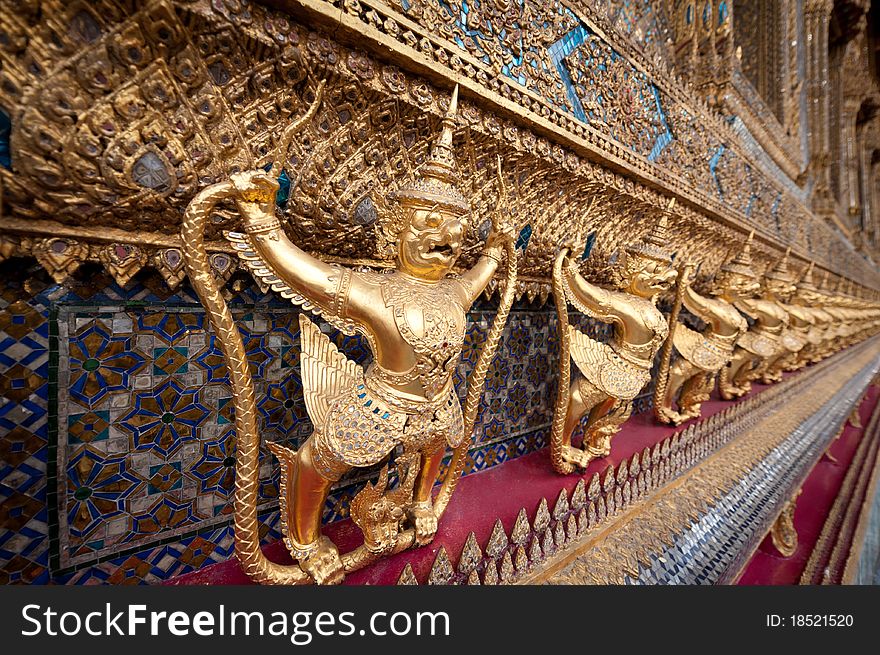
xmin=0 ymin=261 xmax=654 ymax=584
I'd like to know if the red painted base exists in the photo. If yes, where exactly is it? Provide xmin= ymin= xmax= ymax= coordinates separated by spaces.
xmin=165 ymin=380 xmax=777 ymax=586
xmin=736 ymin=385 xmax=879 ymax=585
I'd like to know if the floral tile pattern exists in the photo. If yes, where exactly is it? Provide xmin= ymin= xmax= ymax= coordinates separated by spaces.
xmin=1 ymin=264 xmax=659 ymax=583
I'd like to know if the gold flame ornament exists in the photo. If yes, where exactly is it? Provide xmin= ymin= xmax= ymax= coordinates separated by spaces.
xmin=550 ymin=205 xmax=678 ymax=474
xmin=181 ymin=84 xmax=520 ymax=584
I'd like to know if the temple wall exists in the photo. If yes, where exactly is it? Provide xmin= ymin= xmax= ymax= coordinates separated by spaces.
xmin=2 ymin=0 xmax=880 ymax=585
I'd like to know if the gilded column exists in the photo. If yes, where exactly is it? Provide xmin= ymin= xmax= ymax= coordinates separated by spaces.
xmin=805 ymin=0 xmax=834 ymax=211
xmin=842 ymin=96 xmax=863 ymax=223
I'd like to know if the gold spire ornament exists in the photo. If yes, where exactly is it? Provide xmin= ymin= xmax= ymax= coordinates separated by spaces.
xmin=181 ymin=83 xmax=520 ymax=584
xmin=550 ymin=202 xmax=678 ymax=473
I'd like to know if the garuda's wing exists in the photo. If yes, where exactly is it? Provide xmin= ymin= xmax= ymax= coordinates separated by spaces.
xmin=673 ymin=324 xmax=729 ymax=372
xmin=568 ymin=325 xmax=647 ymax=400
xmin=226 ymin=230 xmax=362 ymax=337
xmin=297 ymin=313 xmax=363 ymax=429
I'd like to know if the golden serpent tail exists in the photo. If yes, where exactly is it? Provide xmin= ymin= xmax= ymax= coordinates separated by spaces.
xmin=182 ymin=183 xmax=308 ymax=585
xmin=653 ymin=264 xmax=689 ymax=423
xmin=434 ymin=238 xmax=518 ymax=516
xmin=549 ymin=249 xmax=574 ymax=474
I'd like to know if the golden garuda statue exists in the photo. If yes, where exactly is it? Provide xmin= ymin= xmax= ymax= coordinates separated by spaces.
xmin=759 ymin=250 xmax=807 ymax=383
xmin=791 ymin=265 xmax=836 ymax=366
xmin=717 ymin=233 xmax=782 ymax=400
xmin=180 ymin=84 xmax=519 ymax=584
xmin=653 ymin=241 xmax=751 ymax=425
xmin=549 ymin=209 xmax=678 ymax=474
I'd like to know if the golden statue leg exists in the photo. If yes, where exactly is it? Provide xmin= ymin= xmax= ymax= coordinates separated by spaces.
xmin=659 ymin=358 xmax=693 ymax=425
xmin=731 ymin=351 xmax=755 ymax=392
xmin=584 ymin=398 xmax=630 ymax=460
xmin=720 ymin=351 xmax=751 ymax=399
xmin=760 ymin=353 xmax=782 ymax=384
xmin=409 ymin=445 xmax=445 ymax=545
xmin=747 ymin=356 xmax=769 ymax=385
xmin=795 ymin=346 xmax=812 ymax=368
xmin=678 ymin=371 xmax=712 ymax=421
xmin=286 ymin=437 xmax=347 ymax=585
xmin=558 ymin=378 xmax=593 ymax=469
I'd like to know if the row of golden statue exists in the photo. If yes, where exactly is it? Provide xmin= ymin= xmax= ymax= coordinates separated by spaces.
xmin=180 ymin=85 xmax=880 ymax=584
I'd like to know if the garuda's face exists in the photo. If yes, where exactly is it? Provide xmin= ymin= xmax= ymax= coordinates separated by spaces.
xmin=718 ymin=271 xmax=761 ymax=298
xmin=625 ymin=256 xmax=677 ymax=298
xmin=397 ymin=204 xmax=466 ymax=281
xmin=765 ymin=278 xmax=796 ymax=302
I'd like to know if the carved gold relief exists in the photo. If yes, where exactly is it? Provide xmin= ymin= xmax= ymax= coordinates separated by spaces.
xmin=716 ymin=233 xmax=772 ymax=400
xmin=770 ymin=490 xmax=801 ymax=558
xmin=654 ymin=236 xmax=751 ymax=425
xmin=549 ymin=204 xmax=677 ymax=473
xmin=0 ymin=0 xmax=877 ymax=295
xmin=181 ymin=83 xmax=520 ymax=584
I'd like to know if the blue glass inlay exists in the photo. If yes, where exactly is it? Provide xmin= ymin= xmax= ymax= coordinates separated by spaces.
xmin=582 ymin=231 xmax=597 ymax=260
xmin=0 ymin=110 xmax=11 ymax=170
xmin=771 ymin=193 xmax=782 ymax=232
xmin=276 ymin=169 xmax=291 ymax=208
xmin=548 ymin=25 xmax=589 ymax=122
xmin=745 ymin=193 xmax=757 ymax=217
xmin=647 ymin=86 xmax=673 ymax=161
xmin=709 ymin=145 xmax=726 ymax=198
xmin=718 ymin=1 xmax=729 ymax=25
xmin=260 ymin=162 xmax=291 ymax=207
xmin=516 ymin=223 xmax=533 ymax=252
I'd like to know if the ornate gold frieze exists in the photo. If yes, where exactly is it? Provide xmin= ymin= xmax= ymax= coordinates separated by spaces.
xmin=0 ymin=0 xmax=877 ymax=294
xmin=770 ymin=489 xmax=801 ymax=558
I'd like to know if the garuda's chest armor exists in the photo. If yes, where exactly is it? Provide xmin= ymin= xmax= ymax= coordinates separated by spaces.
xmin=735 ymin=299 xmax=787 ymax=357
xmin=674 ymin=295 xmax=747 ymax=372
xmin=566 ymin=289 xmax=669 ymax=401
xmin=778 ymin=304 xmax=808 ymax=353
xmin=275 ymin=272 xmax=470 ymax=481
xmin=376 ymin=274 xmax=468 ymax=401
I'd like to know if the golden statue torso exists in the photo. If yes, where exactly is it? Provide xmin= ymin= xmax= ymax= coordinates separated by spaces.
xmin=674 ymin=289 xmax=747 ymax=371
xmin=562 ymin=268 xmax=668 ymax=400
xmin=733 ymin=297 xmax=788 ymax=358
xmin=372 ymin=271 xmax=468 ymax=401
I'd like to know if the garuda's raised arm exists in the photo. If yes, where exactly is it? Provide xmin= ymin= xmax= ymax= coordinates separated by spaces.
xmin=227 ymin=170 xmax=359 ymax=316
xmin=560 ymin=257 xmax=625 ymax=326
xmin=682 ymin=285 xmax=719 ymax=324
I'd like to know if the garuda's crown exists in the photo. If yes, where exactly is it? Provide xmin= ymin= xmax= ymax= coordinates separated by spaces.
xmin=720 ymin=231 xmax=758 ymax=278
xmin=765 ymin=248 xmax=795 ymax=284
xmin=797 ymin=261 xmax=818 ymax=291
xmin=390 ymin=85 xmax=469 ymax=215
xmin=626 ymin=207 xmax=674 ymax=265
xmin=376 ymin=85 xmax=469 ymax=258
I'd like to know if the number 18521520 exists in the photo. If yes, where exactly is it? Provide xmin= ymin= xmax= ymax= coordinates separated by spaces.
xmin=766 ymin=614 xmax=854 ymax=628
